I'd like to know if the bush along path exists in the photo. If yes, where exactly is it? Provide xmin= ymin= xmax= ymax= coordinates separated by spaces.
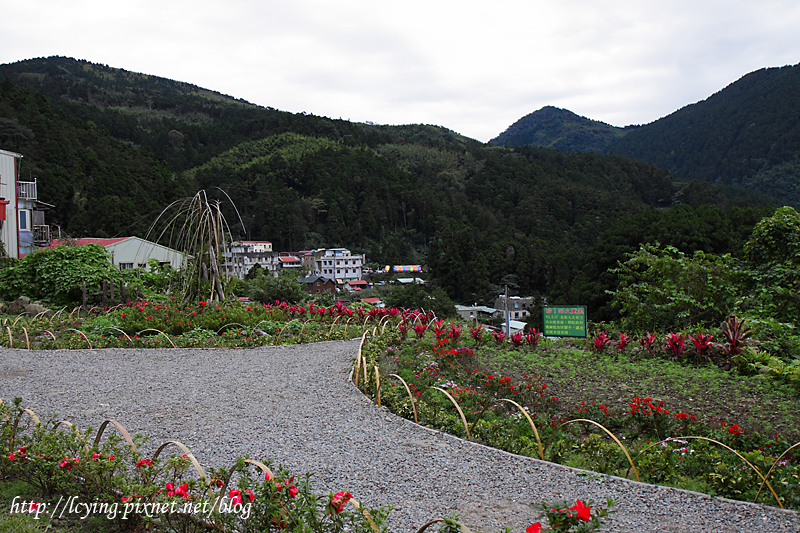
xmin=354 ymin=318 xmax=800 ymax=519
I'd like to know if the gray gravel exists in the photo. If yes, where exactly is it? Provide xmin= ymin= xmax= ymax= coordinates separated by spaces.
xmin=1 ymin=341 xmax=798 ymax=532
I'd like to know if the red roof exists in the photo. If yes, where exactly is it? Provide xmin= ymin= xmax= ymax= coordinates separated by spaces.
xmin=278 ymin=256 xmax=300 ymax=263
xmin=361 ymin=298 xmax=382 ymax=304
xmin=347 ymin=280 xmax=368 ymax=286
xmin=49 ymin=237 xmax=128 ymax=249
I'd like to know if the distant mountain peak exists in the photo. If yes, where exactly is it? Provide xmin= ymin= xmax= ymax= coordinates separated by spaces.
xmin=490 ymin=106 xmax=627 ymax=153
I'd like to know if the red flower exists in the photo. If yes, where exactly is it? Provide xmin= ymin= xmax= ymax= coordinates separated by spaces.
xmin=728 ymin=423 xmax=743 ymax=435
xmin=229 ymin=489 xmax=243 ymax=506
xmin=289 ymin=485 xmax=298 ymax=498
xmin=526 ymin=523 xmax=542 ymax=533
xmin=330 ymin=491 xmax=352 ymax=514
xmin=568 ymin=499 xmax=591 ymax=522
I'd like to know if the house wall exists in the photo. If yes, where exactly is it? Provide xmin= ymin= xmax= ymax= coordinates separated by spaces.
xmin=107 ymin=238 xmax=186 ymax=269
xmin=0 ymin=149 xmax=22 ymax=258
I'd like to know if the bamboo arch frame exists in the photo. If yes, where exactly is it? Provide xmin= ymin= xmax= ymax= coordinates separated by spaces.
xmin=545 ymin=418 xmax=640 ymax=482
xmin=629 ymin=436 xmax=784 ymax=508
xmin=136 ymin=329 xmax=177 ymax=348
xmin=388 ymin=374 xmax=418 ymax=424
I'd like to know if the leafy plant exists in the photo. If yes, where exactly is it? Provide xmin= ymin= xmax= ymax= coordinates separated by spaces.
xmin=592 ymin=331 xmax=612 ymax=353
xmin=663 ymin=332 xmax=685 ymax=361
xmin=528 ymin=498 xmax=616 ymax=532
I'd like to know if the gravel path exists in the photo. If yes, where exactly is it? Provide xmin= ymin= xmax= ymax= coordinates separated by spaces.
xmin=1 ymin=341 xmax=798 ymax=532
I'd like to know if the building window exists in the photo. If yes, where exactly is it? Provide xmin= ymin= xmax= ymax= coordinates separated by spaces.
xmin=18 ymin=210 xmax=30 ymax=231
xmin=119 ymin=263 xmax=134 ymax=270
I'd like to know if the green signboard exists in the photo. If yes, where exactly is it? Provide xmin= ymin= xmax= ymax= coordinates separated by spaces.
xmin=542 ymin=306 xmax=587 ymax=338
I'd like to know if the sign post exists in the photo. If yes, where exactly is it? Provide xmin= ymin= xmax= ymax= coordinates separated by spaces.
xmin=542 ymin=306 xmax=587 ymax=338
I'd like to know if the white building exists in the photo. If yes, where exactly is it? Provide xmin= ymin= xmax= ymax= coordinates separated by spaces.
xmin=0 ymin=149 xmax=51 ymax=258
xmin=302 ymin=248 xmax=364 ymax=282
xmin=49 ymin=237 xmax=186 ymax=270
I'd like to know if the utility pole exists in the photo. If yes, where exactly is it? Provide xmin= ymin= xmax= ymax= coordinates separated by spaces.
xmin=504 ymin=284 xmax=510 ymax=337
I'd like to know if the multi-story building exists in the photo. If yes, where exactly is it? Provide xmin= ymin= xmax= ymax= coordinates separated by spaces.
xmin=222 ymin=241 xmax=303 ymax=279
xmin=0 ymin=149 xmax=51 ymax=258
xmin=223 ymin=240 xmax=276 ymax=279
xmin=494 ymin=295 xmax=537 ymax=320
xmin=302 ymin=248 xmax=365 ymax=282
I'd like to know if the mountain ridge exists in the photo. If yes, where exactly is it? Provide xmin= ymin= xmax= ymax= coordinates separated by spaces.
xmin=492 ymin=63 xmax=800 ymax=206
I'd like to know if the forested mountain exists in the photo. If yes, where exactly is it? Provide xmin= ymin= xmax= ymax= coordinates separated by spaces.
xmin=492 ymin=63 xmax=800 ymax=208
xmin=0 ymin=56 xmax=775 ymax=312
xmin=610 ymin=64 xmax=800 ymax=207
xmin=490 ymin=106 xmax=630 ymax=153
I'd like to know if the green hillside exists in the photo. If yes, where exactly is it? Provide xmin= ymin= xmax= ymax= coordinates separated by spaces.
xmin=0 ymin=56 xmax=774 ymax=311
xmin=610 ymin=64 xmax=800 ymax=206
xmin=490 ymin=106 xmax=630 ymax=152
xmin=492 ymin=64 xmax=800 ymax=207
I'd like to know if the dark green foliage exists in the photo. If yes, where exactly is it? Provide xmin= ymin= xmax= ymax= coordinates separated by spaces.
xmin=742 ymin=206 xmax=800 ymax=323
xmin=0 ymin=56 xmax=780 ymax=309
xmin=229 ymin=270 xmax=306 ymax=305
xmin=568 ymin=205 xmax=774 ymax=322
xmin=0 ymin=76 xmax=191 ymax=238
xmin=490 ymin=105 xmax=629 ymax=152
xmin=610 ymin=244 xmax=743 ymax=331
xmin=382 ymin=284 xmax=456 ymax=318
xmin=0 ymin=245 xmax=123 ymax=305
xmin=609 ymin=64 xmax=800 ymax=207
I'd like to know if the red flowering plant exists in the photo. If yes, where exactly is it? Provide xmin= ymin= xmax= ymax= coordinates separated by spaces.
xmin=524 ymin=328 xmax=542 ymax=349
xmin=449 ymin=324 xmax=463 ymax=343
xmin=663 ymin=331 xmax=685 ymax=361
xmin=626 ymin=396 xmax=675 ymax=439
xmin=614 ymin=333 xmax=631 ymax=353
xmin=639 ymin=332 xmax=658 ymax=356
xmin=216 ymin=459 xmax=389 ymax=533
xmin=433 ymin=319 xmax=446 ymax=340
xmin=688 ymin=331 xmax=714 ymax=363
xmin=533 ymin=498 xmax=616 ymax=532
xmin=470 ymin=324 xmax=484 ymax=345
xmin=592 ymin=331 xmax=612 ymax=353
xmin=510 ymin=332 xmax=524 ymax=348
xmin=490 ymin=329 xmax=506 ymax=346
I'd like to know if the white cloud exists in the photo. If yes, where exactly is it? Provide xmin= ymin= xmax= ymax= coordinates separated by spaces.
xmin=2 ymin=0 xmax=799 ymax=141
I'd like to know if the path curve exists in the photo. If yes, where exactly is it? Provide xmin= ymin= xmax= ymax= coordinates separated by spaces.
xmin=0 ymin=341 xmax=798 ymax=532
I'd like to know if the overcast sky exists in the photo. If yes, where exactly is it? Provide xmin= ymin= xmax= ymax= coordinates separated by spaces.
xmin=2 ymin=1 xmax=799 ymax=142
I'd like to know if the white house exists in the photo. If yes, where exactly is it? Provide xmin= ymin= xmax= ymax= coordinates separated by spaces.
xmin=0 ymin=149 xmax=51 ymax=258
xmin=302 ymin=248 xmax=365 ymax=282
xmin=49 ymin=236 xmax=186 ymax=270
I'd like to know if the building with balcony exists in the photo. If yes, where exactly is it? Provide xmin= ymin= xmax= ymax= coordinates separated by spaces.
xmin=302 ymin=248 xmax=365 ymax=282
xmin=0 ymin=149 xmax=52 ymax=258
xmin=494 ymin=295 xmax=537 ymax=320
